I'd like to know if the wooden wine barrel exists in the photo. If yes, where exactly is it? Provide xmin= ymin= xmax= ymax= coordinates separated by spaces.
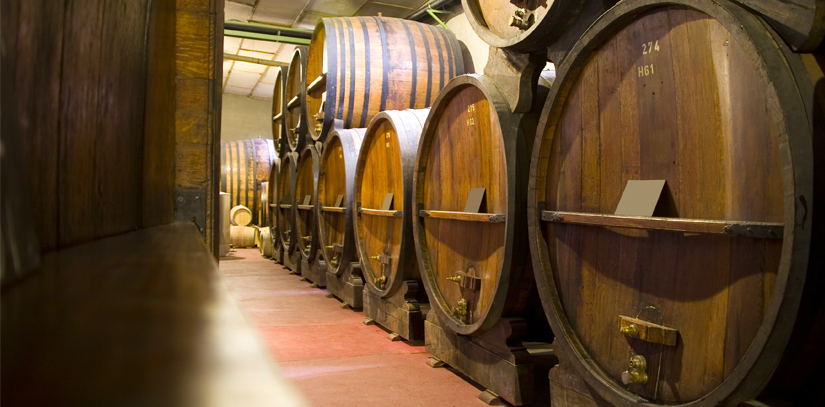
xmin=317 ymin=128 xmax=365 ymax=275
xmin=354 ymin=109 xmax=430 ymax=296
xmin=267 ymin=158 xmax=281 ymax=251
xmin=230 ymin=225 xmax=257 ymax=248
xmin=527 ymin=0 xmax=824 ymax=405
xmin=285 ymin=46 xmax=308 ymax=152
xmin=229 ymin=205 xmax=252 ymax=226
xmin=260 ymin=227 xmax=273 ymax=257
xmin=730 ymin=0 xmax=824 ymax=51
xmin=295 ymin=144 xmax=321 ymax=263
xmin=462 ymin=0 xmax=608 ymax=53
xmin=272 ymin=66 xmax=287 ymax=157
xmin=306 ymin=17 xmax=465 ymax=143
xmin=260 ymin=181 xmax=270 ymax=228
xmin=277 ymin=152 xmax=299 ymax=254
xmin=220 ymin=138 xmax=277 ymax=225
xmin=412 ymin=75 xmax=538 ymax=336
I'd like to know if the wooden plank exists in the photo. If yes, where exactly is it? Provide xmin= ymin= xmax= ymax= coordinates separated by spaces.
xmin=297 ymin=205 xmax=314 ymax=210
xmin=306 ymin=73 xmax=326 ymax=93
xmin=322 ymin=206 xmax=346 ymax=213
xmin=359 ymin=208 xmax=403 ymax=217
xmin=0 ymin=222 xmax=306 ymax=406
xmin=419 ymin=209 xmax=506 ymax=223
xmin=542 ymin=211 xmax=783 ymax=238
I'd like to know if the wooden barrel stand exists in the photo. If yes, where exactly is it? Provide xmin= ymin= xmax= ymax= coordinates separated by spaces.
xmin=296 ymin=144 xmax=326 ymax=287
xmin=527 ymin=1 xmax=825 ymax=406
xmin=413 ymin=75 xmax=555 ymax=406
xmin=355 ymin=109 xmax=432 ymax=339
xmin=319 ymin=128 xmax=366 ymax=309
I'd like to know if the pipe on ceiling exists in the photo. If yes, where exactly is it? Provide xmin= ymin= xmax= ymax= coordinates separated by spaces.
xmin=224 ymin=21 xmax=313 ymax=45
xmin=223 ymin=53 xmax=289 ymax=67
xmin=405 ymin=0 xmax=462 ymax=22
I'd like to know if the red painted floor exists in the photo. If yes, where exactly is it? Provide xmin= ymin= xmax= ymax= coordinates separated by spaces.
xmin=220 ymin=249 xmax=493 ymax=407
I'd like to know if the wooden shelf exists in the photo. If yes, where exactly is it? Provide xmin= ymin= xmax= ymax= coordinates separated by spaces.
xmin=541 ymin=210 xmax=783 ymax=239
xmin=272 ymin=112 xmax=282 ymax=122
xmin=307 ymin=73 xmax=326 ymax=93
xmin=322 ymin=206 xmax=346 ymax=213
xmin=297 ymin=204 xmax=314 ymax=211
xmin=270 ymin=203 xmax=278 ymax=208
xmin=1 ymin=222 xmax=305 ymax=406
xmin=419 ymin=210 xmax=506 ymax=223
xmin=359 ymin=208 xmax=403 ymax=217
xmin=287 ymin=95 xmax=301 ymax=109
xmin=279 ymin=204 xmax=292 ymax=209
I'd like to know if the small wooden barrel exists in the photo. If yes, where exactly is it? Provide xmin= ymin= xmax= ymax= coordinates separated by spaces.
xmin=413 ymin=75 xmax=537 ymax=336
xmin=219 ymin=192 xmax=231 ymax=256
xmin=267 ymin=158 xmax=281 ymax=250
xmin=277 ymin=152 xmax=299 ymax=254
xmin=317 ymin=128 xmax=365 ymax=275
xmin=306 ymin=17 xmax=465 ymax=142
xmin=272 ymin=66 xmax=288 ymax=157
xmin=230 ymin=225 xmax=257 ymax=248
xmin=527 ymin=0 xmax=824 ymax=405
xmin=295 ymin=144 xmax=321 ymax=263
xmin=462 ymin=0 xmax=613 ymax=53
xmin=220 ymin=138 xmax=277 ymax=225
xmin=260 ymin=227 xmax=273 ymax=257
xmin=355 ymin=109 xmax=430 ymax=296
xmin=229 ymin=205 xmax=252 ymax=226
xmin=286 ymin=46 xmax=308 ymax=152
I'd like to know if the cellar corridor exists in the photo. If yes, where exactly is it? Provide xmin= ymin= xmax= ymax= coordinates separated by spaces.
xmin=220 ymin=249 xmax=506 ymax=407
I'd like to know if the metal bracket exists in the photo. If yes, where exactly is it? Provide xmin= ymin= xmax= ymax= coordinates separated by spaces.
xmin=174 ymin=188 xmax=206 ymax=238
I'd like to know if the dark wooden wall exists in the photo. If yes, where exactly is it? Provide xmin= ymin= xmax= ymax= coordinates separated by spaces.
xmin=1 ymin=0 xmax=221 ymax=256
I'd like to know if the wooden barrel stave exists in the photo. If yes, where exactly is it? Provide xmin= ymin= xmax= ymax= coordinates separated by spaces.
xmin=306 ymin=17 xmax=465 ymax=142
xmin=286 ymin=47 xmax=308 ymax=152
xmin=278 ymin=152 xmax=299 ymax=254
xmin=355 ymin=109 xmax=430 ymax=297
xmin=295 ymin=144 xmax=321 ymax=262
xmin=318 ymin=128 xmax=365 ymax=275
xmin=527 ymin=1 xmax=824 ymax=405
xmin=260 ymin=181 xmax=269 ymax=227
xmin=220 ymin=138 xmax=277 ymax=225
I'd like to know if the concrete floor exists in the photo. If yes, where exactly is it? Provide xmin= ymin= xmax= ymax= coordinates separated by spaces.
xmin=220 ymin=249 xmax=495 ymax=407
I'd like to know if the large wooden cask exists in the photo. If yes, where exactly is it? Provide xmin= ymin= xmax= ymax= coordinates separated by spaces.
xmin=414 ymin=74 xmax=538 ymax=336
xmin=295 ymin=144 xmax=321 ymax=265
xmin=272 ymin=66 xmax=287 ymax=157
xmin=259 ymin=227 xmax=273 ymax=258
xmin=462 ymin=0 xmax=614 ymax=54
xmin=267 ymin=158 xmax=281 ymax=254
xmin=730 ymin=0 xmax=824 ymax=51
xmin=306 ymin=17 xmax=465 ymax=143
xmin=318 ymin=128 xmax=365 ymax=275
xmin=220 ymin=138 xmax=277 ymax=225
xmin=355 ymin=109 xmax=430 ymax=298
xmin=527 ymin=1 xmax=825 ymax=406
xmin=277 ymin=152 xmax=298 ymax=257
xmin=285 ymin=47 xmax=308 ymax=152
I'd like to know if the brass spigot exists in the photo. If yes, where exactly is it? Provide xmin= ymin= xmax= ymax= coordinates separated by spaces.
xmin=452 ymin=298 xmax=468 ymax=317
xmin=370 ymin=255 xmax=380 ymax=261
xmin=509 ymin=8 xmax=534 ymax=30
xmin=621 ymin=355 xmax=648 ymax=385
xmin=447 ymin=276 xmax=461 ymax=283
xmin=373 ymin=275 xmax=387 ymax=286
xmin=620 ymin=323 xmax=639 ymax=337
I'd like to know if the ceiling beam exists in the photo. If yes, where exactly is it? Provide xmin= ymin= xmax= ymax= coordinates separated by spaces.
xmin=223 ymin=53 xmax=289 ymax=67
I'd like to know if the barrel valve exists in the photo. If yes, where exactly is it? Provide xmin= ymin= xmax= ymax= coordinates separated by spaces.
xmin=510 ymin=8 xmax=534 ymax=30
xmin=370 ymin=255 xmax=381 ymax=261
xmin=621 ymin=355 xmax=648 ymax=386
xmin=452 ymin=298 xmax=468 ymax=317
xmin=447 ymin=276 xmax=462 ymax=283
xmin=302 ymin=235 xmax=312 ymax=241
xmin=373 ymin=275 xmax=387 ymax=286
xmin=315 ymin=123 xmax=323 ymax=133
